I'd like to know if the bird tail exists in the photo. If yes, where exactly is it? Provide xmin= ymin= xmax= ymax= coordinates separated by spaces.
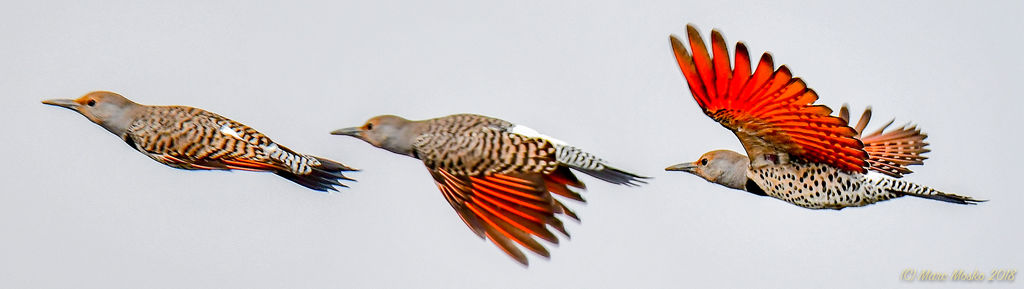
xmin=554 ymin=145 xmax=649 ymax=186
xmin=881 ymin=178 xmax=984 ymax=205
xmin=276 ymin=156 xmax=357 ymax=192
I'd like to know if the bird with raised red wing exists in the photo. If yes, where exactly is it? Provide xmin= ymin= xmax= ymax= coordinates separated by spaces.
xmin=332 ymin=113 xmax=647 ymax=266
xmin=43 ymin=91 xmax=355 ymax=192
xmin=664 ymin=25 xmax=982 ymax=209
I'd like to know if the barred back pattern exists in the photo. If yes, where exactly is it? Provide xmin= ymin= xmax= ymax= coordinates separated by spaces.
xmin=413 ymin=114 xmax=559 ymax=176
xmin=405 ymin=114 xmax=647 ymax=186
xmin=125 ymin=106 xmax=321 ymax=174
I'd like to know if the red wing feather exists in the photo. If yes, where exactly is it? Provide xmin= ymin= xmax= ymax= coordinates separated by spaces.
xmin=221 ymin=158 xmax=281 ymax=172
xmin=159 ymin=154 xmax=227 ymax=170
xmin=429 ymin=168 xmax=585 ymax=266
xmin=839 ymin=105 xmax=930 ymax=177
xmin=153 ymin=152 xmax=281 ymax=172
xmin=671 ymin=24 xmax=868 ymax=172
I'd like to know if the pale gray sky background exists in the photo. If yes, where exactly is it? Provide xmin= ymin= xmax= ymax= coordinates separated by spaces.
xmin=1 ymin=0 xmax=1021 ymax=288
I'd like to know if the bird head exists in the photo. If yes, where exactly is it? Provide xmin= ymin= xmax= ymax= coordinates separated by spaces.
xmin=42 ymin=91 xmax=140 ymax=136
xmin=665 ymin=149 xmax=749 ymax=190
xmin=331 ymin=115 xmax=417 ymax=157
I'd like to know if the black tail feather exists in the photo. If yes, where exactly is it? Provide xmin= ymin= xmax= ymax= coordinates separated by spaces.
xmin=277 ymin=156 xmax=357 ymax=192
xmin=902 ymin=191 xmax=986 ymax=205
xmin=571 ymin=165 xmax=650 ymax=187
xmin=878 ymin=177 xmax=983 ymax=206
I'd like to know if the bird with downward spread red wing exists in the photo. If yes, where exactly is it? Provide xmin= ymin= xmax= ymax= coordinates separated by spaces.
xmin=332 ymin=113 xmax=647 ymax=265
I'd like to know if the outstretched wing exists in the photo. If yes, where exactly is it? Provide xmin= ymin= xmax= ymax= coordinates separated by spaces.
xmin=671 ymin=25 xmax=868 ymax=173
xmin=839 ymin=105 xmax=930 ymax=178
xmin=415 ymin=127 xmax=584 ymax=266
xmin=429 ymin=168 xmax=583 ymax=266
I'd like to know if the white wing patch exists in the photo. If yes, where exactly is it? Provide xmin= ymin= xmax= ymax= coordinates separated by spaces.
xmin=262 ymin=142 xmax=280 ymax=153
xmin=218 ymin=124 xmax=280 ymax=153
xmin=510 ymin=124 xmax=568 ymax=146
xmin=219 ymin=124 xmax=243 ymax=140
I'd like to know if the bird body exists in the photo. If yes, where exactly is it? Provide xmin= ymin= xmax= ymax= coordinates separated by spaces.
xmin=43 ymin=91 xmax=355 ymax=191
xmin=333 ymin=113 xmax=646 ymax=265
xmin=665 ymin=25 xmax=981 ymax=209
xmin=408 ymin=114 xmax=559 ymax=176
xmin=750 ymin=160 xmax=899 ymax=209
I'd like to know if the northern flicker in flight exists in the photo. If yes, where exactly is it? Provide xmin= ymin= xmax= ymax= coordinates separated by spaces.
xmin=43 ymin=91 xmax=355 ymax=191
xmin=664 ymin=25 xmax=982 ymax=209
xmin=332 ymin=114 xmax=647 ymax=265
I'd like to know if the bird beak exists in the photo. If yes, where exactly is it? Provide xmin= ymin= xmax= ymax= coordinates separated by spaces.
xmin=330 ymin=127 xmax=363 ymax=137
xmin=665 ymin=162 xmax=697 ymax=172
xmin=41 ymin=98 xmax=79 ymax=110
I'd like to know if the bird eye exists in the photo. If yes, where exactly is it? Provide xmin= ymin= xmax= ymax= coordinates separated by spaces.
xmin=87 ymin=99 xmax=96 ymax=106
xmin=700 ymin=158 xmax=708 ymax=166
xmin=365 ymin=123 xmax=374 ymax=130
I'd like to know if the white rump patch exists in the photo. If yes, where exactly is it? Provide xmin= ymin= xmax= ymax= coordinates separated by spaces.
xmin=510 ymin=124 xmax=568 ymax=146
xmin=219 ymin=124 xmax=243 ymax=140
xmin=864 ymin=171 xmax=887 ymax=182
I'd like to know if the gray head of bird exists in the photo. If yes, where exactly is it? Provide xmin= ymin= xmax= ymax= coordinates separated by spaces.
xmin=331 ymin=115 xmax=419 ymax=157
xmin=665 ymin=149 xmax=750 ymax=190
xmin=42 ymin=91 xmax=142 ymax=136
